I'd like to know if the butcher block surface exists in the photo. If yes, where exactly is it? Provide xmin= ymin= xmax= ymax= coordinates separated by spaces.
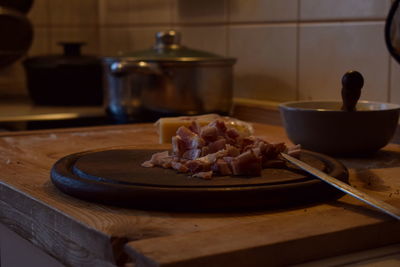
xmin=1 ymin=123 xmax=400 ymax=266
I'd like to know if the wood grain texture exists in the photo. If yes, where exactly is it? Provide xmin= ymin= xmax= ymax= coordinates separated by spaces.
xmin=0 ymin=120 xmax=400 ymax=266
xmin=125 ymin=211 xmax=400 ymax=267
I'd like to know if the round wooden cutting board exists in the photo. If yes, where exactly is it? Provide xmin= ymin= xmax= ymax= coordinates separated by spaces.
xmin=51 ymin=148 xmax=348 ymax=211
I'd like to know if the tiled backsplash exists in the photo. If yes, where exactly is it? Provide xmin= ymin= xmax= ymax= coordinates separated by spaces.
xmin=1 ymin=0 xmax=397 ymax=105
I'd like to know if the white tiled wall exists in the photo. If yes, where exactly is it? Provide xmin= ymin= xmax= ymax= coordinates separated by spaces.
xmin=300 ymin=0 xmax=390 ymax=20
xmin=173 ymin=0 xmax=227 ymax=24
xmin=229 ymin=0 xmax=298 ymax=22
xmin=179 ymin=26 xmax=228 ymax=56
xmin=49 ymin=0 xmax=98 ymax=26
xmin=133 ymin=0 xmax=172 ymax=24
xmin=1 ymin=0 xmax=398 ymax=105
xmin=299 ymin=22 xmax=389 ymax=101
xmin=99 ymin=0 xmax=132 ymax=26
xmin=230 ymin=24 xmax=297 ymax=101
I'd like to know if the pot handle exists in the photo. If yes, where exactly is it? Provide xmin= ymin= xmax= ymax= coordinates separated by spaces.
xmin=110 ymin=61 xmax=162 ymax=76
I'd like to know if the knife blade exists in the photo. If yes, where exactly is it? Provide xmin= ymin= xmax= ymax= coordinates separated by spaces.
xmin=281 ymin=153 xmax=400 ymax=220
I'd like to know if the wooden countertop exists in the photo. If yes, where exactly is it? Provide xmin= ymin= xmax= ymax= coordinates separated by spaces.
xmin=1 ymin=122 xmax=400 ymax=266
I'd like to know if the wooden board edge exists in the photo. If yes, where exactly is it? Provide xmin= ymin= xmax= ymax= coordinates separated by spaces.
xmin=296 ymin=243 xmax=400 ymax=266
xmin=123 ymin=210 xmax=400 ymax=267
xmin=0 ymin=185 xmax=122 ymax=266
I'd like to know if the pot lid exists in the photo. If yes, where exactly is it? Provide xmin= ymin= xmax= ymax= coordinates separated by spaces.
xmin=23 ymin=42 xmax=101 ymax=68
xmin=112 ymin=30 xmax=236 ymax=63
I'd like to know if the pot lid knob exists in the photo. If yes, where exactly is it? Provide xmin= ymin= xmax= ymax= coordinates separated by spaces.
xmin=154 ymin=30 xmax=181 ymax=50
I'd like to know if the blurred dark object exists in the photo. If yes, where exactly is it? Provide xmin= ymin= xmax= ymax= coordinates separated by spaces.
xmin=0 ymin=0 xmax=33 ymax=13
xmin=103 ymin=30 xmax=236 ymax=123
xmin=0 ymin=6 xmax=33 ymax=67
xmin=386 ymin=0 xmax=400 ymax=64
xmin=23 ymin=42 xmax=103 ymax=106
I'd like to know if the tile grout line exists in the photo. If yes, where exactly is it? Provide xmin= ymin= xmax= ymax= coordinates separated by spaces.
xmin=92 ymin=20 xmax=386 ymax=29
xmin=296 ymin=0 xmax=301 ymax=101
xmin=226 ymin=0 xmax=230 ymax=57
xmin=95 ymin=0 xmax=100 ymax=54
xmin=46 ymin=1 xmax=53 ymax=53
xmin=169 ymin=0 xmax=174 ymax=28
xmin=387 ymin=0 xmax=392 ymax=103
xmin=97 ymin=0 xmax=103 ymax=54
xmin=388 ymin=55 xmax=392 ymax=102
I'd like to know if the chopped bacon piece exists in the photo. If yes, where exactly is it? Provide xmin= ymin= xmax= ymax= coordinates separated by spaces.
xmin=200 ymin=125 xmax=218 ymax=142
xmin=213 ymin=159 xmax=232 ymax=176
xmin=272 ymin=142 xmax=287 ymax=154
xmin=186 ymin=160 xmax=203 ymax=173
xmin=176 ymin=126 xmax=205 ymax=149
xmin=186 ymin=160 xmax=211 ymax=173
xmin=208 ymin=138 xmax=226 ymax=153
xmin=231 ymin=150 xmax=262 ymax=176
xmin=161 ymin=157 xmax=174 ymax=168
xmin=197 ymin=149 xmax=228 ymax=165
xmin=262 ymin=142 xmax=287 ymax=160
xmin=189 ymin=121 xmax=202 ymax=135
xmin=223 ymin=156 xmax=234 ymax=164
xmin=254 ymin=148 xmax=263 ymax=158
xmin=226 ymin=127 xmax=240 ymax=139
xmin=287 ymin=144 xmax=301 ymax=158
xmin=209 ymin=120 xmax=227 ymax=135
xmin=225 ymin=144 xmax=240 ymax=157
xmin=182 ymin=149 xmax=201 ymax=160
xmin=201 ymin=146 xmax=210 ymax=157
xmin=141 ymin=151 xmax=170 ymax=168
xmin=172 ymin=136 xmax=186 ymax=157
xmin=141 ymin=161 xmax=154 ymax=168
xmin=176 ymin=125 xmax=196 ymax=140
xmin=171 ymin=161 xmax=189 ymax=173
xmin=241 ymin=137 xmax=255 ymax=152
xmin=192 ymin=171 xmax=213 ymax=180
xmin=142 ymin=118 xmax=300 ymax=179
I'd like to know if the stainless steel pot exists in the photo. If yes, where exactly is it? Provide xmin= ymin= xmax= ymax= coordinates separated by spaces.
xmin=102 ymin=30 xmax=236 ymax=122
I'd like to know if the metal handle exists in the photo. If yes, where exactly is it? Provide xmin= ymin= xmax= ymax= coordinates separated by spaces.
xmin=110 ymin=61 xmax=162 ymax=76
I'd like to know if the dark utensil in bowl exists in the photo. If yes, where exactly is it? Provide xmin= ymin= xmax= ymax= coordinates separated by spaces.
xmin=279 ymin=71 xmax=400 ymax=156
